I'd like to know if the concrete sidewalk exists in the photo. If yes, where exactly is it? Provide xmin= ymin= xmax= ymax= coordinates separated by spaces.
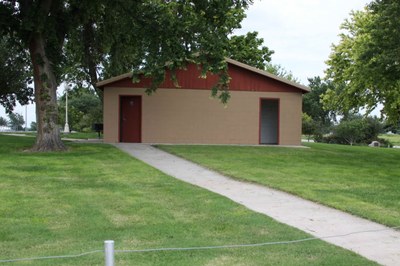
xmin=115 ymin=143 xmax=400 ymax=266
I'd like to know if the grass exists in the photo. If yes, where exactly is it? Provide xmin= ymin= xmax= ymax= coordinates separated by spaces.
xmin=158 ymin=143 xmax=400 ymax=228
xmin=0 ymin=136 xmax=376 ymax=265
xmin=380 ymin=134 xmax=400 ymax=146
xmin=0 ymin=131 xmax=101 ymax=139
xmin=61 ymin=132 xmax=102 ymax=139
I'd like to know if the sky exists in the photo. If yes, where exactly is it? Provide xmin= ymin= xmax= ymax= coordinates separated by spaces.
xmin=235 ymin=0 xmax=371 ymax=84
xmin=1 ymin=0 xmax=372 ymax=127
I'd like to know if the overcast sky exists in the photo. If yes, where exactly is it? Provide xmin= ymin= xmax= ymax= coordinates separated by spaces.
xmin=235 ymin=0 xmax=371 ymax=84
xmin=1 ymin=0 xmax=372 ymax=126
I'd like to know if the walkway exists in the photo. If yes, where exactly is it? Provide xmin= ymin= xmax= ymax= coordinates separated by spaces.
xmin=115 ymin=143 xmax=400 ymax=266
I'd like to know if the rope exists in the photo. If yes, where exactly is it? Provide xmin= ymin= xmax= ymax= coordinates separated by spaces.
xmin=0 ymin=250 xmax=102 ymax=263
xmin=115 ymin=225 xmax=400 ymax=253
xmin=1 ymin=225 xmax=399 ymax=263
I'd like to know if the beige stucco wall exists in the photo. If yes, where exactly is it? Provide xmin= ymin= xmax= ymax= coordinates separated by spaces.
xmin=103 ymin=87 xmax=302 ymax=145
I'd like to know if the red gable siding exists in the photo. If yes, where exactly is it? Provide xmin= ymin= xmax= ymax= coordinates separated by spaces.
xmin=228 ymin=64 xmax=301 ymax=93
xmin=105 ymin=62 xmax=301 ymax=93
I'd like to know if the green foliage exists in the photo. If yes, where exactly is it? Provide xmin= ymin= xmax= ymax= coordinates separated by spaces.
xmin=319 ymin=114 xmax=383 ymax=146
xmin=30 ymin=121 xmax=37 ymax=131
xmin=60 ymin=0 xmax=252 ymax=103
xmin=333 ymin=117 xmax=367 ymax=146
xmin=265 ymin=63 xmax=300 ymax=83
xmin=227 ymin=31 xmax=300 ymax=84
xmin=324 ymin=0 xmax=400 ymax=124
xmin=363 ymin=116 xmax=384 ymax=143
xmin=227 ymin=31 xmax=274 ymax=69
xmin=1 ymin=0 xmax=252 ymax=150
xmin=302 ymin=113 xmax=318 ymax=141
xmin=383 ymin=121 xmax=400 ymax=134
xmin=7 ymin=112 xmax=24 ymax=131
xmin=0 ymin=116 xmax=7 ymax=127
xmin=304 ymin=77 xmax=335 ymax=130
xmin=0 ymin=35 xmax=33 ymax=112
xmin=58 ymin=87 xmax=102 ymax=132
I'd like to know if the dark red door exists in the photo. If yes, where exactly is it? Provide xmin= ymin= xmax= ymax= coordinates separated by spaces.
xmin=120 ymin=96 xmax=141 ymax=142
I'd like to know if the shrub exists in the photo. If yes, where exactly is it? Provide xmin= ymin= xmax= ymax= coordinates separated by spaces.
xmin=333 ymin=118 xmax=366 ymax=146
xmin=302 ymin=113 xmax=317 ymax=141
xmin=364 ymin=116 xmax=383 ymax=143
xmin=377 ymin=138 xmax=393 ymax=148
xmin=318 ymin=115 xmax=384 ymax=146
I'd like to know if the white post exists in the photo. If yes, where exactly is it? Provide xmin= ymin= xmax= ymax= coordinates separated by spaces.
xmin=63 ymin=84 xmax=70 ymax=133
xmin=104 ymin=240 xmax=115 ymax=266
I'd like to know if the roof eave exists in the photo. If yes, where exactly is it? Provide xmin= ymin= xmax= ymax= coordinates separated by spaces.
xmin=96 ymin=59 xmax=310 ymax=93
xmin=225 ymin=58 xmax=310 ymax=93
xmin=96 ymin=72 xmax=132 ymax=88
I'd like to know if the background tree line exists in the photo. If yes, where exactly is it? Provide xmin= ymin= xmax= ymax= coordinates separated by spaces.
xmin=2 ymin=0 xmax=399 ymax=149
xmin=1 ymin=0 xmax=252 ymax=151
xmin=301 ymin=0 xmax=400 ymax=146
xmin=58 ymin=87 xmax=102 ymax=132
xmin=73 ymin=0 xmax=400 ymax=146
xmin=0 ymin=112 xmax=31 ymax=131
xmin=57 ymin=30 xmax=297 ymax=133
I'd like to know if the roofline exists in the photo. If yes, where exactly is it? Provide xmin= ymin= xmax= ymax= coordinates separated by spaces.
xmin=96 ymin=58 xmax=310 ymax=93
xmin=96 ymin=72 xmax=132 ymax=88
xmin=225 ymin=58 xmax=310 ymax=92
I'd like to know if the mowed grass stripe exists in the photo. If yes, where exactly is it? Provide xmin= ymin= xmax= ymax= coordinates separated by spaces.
xmin=158 ymin=143 xmax=400 ymax=228
xmin=0 ymin=135 xmax=375 ymax=265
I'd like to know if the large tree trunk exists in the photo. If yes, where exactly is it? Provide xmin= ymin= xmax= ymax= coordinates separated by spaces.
xmin=29 ymin=33 xmax=66 ymax=152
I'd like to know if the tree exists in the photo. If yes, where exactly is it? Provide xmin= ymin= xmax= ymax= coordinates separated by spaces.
xmin=363 ymin=116 xmax=384 ymax=143
xmin=383 ymin=120 xmax=400 ymax=134
xmin=227 ymin=31 xmax=302 ymax=84
xmin=324 ymin=0 xmax=400 ymax=125
xmin=302 ymin=113 xmax=318 ymax=142
xmin=320 ymin=114 xmax=383 ymax=145
xmin=303 ymin=76 xmax=335 ymax=131
xmin=227 ymin=31 xmax=302 ymax=83
xmin=0 ymin=35 xmax=33 ymax=112
xmin=265 ymin=63 xmax=300 ymax=83
xmin=1 ymin=0 xmax=251 ymax=151
xmin=30 ymin=121 xmax=37 ymax=131
xmin=0 ymin=116 xmax=7 ymax=127
xmin=58 ymin=87 xmax=102 ymax=132
xmin=8 ymin=112 xmax=24 ymax=131
xmin=227 ymin=31 xmax=274 ymax=69
xmin=333 ymin=117 xmax=366 ymax=146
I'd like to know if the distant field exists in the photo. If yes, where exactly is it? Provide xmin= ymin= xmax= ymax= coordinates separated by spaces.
xmin=380 ymin=134 xmax=400 ymax=145
xmin=0 ymin=135 xmax=374 ymax=265
xmin=159 ymin=143 xmax=400 ymax=227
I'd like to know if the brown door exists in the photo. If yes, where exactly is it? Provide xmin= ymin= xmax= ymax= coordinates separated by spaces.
xmin=120 ymin=96 xmax=141 ymax=142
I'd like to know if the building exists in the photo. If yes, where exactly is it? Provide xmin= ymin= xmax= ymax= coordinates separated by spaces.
xmin=97 ymin=58 xmax=309 ymax=145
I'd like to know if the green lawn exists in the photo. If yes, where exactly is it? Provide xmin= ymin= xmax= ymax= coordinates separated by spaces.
xmin=0 ymin=136 xmax=375 ymax=265
xmin=158 ymin=143 xmax=400 ymax=228
xmin=61 ymin=132 xmax=102 ymax=139
xmin=0 ymin=131 xmax=101 ymax=139
xmin=380 ymin=134 xmax=400 ymax=146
